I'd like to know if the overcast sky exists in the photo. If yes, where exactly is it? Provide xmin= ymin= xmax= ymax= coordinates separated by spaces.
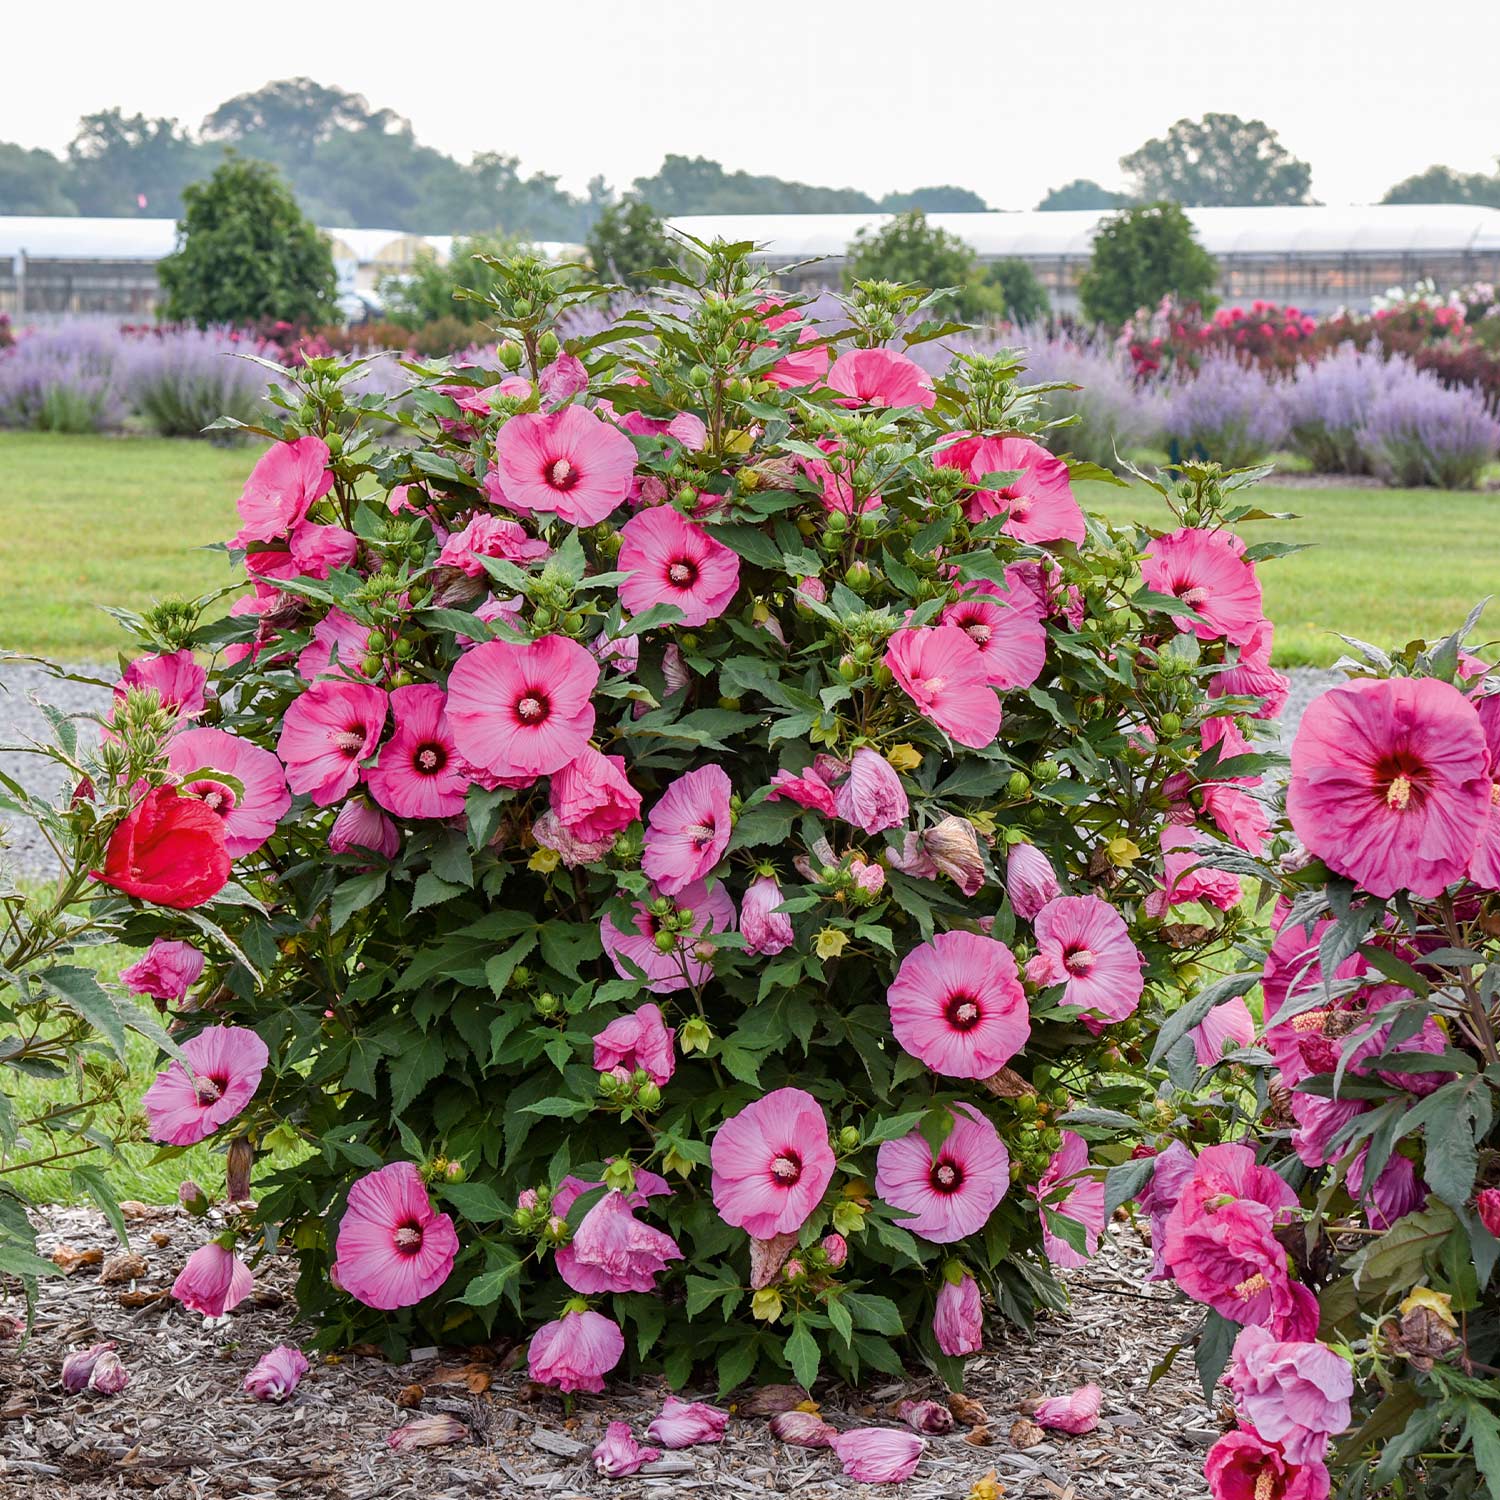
xmin=7 ymin=0 xmax=1498 ymax=210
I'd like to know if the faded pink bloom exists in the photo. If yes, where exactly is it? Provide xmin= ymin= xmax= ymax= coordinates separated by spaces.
xmin=332 ymin=1161 xmax=459 ymax=1310
xmin=741 ymin=873 xmax=795 ymax=956
xmin=1205 ymin=1426 xmax=1331 ymax=1500
xmin=556 ymin=1189 xmax=682 ymax=1294
xmin=886 ymin=930 xmax=1029 ymax=1079
xmin=551 ymin=748 xmax=641 ymax=843
xmin=528 ymin=1309 xmax=625 ymax=1394
xmin=933 ymin=1272 xmax=983 ymax=1356
xmin=711 ymin=1088 xmax=837 ymax=1239
xmin=827 ymin=347 xmax=935 ymax=408
xmin=834 ymin=748 xmax=909 ymax=834
xmin=1034 ymin=1383 xmax=1102 ymax=1435
xmin=235 ymin=436 xmax=334 ymax=543
xmin=88 ymin=1350 xmax=130 ymax=1394
xmin=593 ymin=1421 xmax=660 ymax=1476
xmin=936 ymin=433 xmax=1084 ymax=543
xmin=366 ymin=685 xmax=469 ymax=820
xmin=592 ymin=1003 xmax=676 ymax=1086
xmin=532 ymin=810 xmax=611 ymax=866
xmin=437 ymin=513 xmax=551 ymax=576
xmin=618 ymin=506 xmax=741 ymax=627
xmin=851 ymin=856 xmax=885 ymax=895
xmin=1346 ymin=1148 xmax=1426 ymax=1231
xmin=286 ymin=520 xmax=358 ymax=578
xmin=666 ymin=411 xmax=708 ymax=450
xmin=898 ymin=1399 xmax=953 ymax=1435
xmin=61 ymin=1341 xmax=117 ymax=1393
xmin=923 ymin=815 xmax=986 ymax=895
xmin=539 ymin=354 xmax=589 ymax=405
xmin=1190 ymin=997 xmax=1257 ymax=1066
xmin=767 ymin=766 xmax=838 ymax=816
xmin=1226 ymin=1325 xmax=1352 ymax=1467
xmin=117 ymin=650 xmax=207 ymax=718
xmin=1027 ymin=895 xmax=1145 ymax=1033
xmin=243 ymin=1345 xmax=309 ymax=1402
xmin=277 ymin=681 xmax=388 ymax=807
xmin=600 ymin=878 xmax=736 ymax=994
xmin=1141 ymin=528 xmax=1264 ymax=646
xmin=388 ymin=1414 xmax=468 ymax=1450
xmin=1006 ymin=842 xmax=1060 ymax=919
xmin=942 ymin=586 xmax=1047 ymax=689
xmin=495 ymin=406 xmax=636 ymax=525
xmin=885 ymin=626 xmax=1001 ymax=749
xmin=143 ymin=1025 xmax=268 ymax=1146
xmin=1203 ymin=784 xmax=1271 ymax=854
xmin=168 ymin=727 xmax=291 ymax=857
xmin=642 ymin=765 xmax=733 ymax=894
xmin=172 ymin=1241 xmax=253 ymax=1316
xmin=328 ymin=796 xmax=399 ymax=859
xmin=829 ymin=1427 xmax=924 ymax=1483
xmin=297 ymin=609 xmax=371 ymax=683
xmin=121 ymin=938 xmax=204 ymax=1002
xmin=770 ymin=1409 xmax=837 ymax=1447
xmin=1033 ymin=1131 xmax=1106 ymax=1269
xmin=447 ymin=636 xmax=599 ymax=782
xmin=647 ymin=1395 xmax=729 ymax=1448
xmin=1211 ymin=618 xmax=1290 ymax=720
xmin=876 ymin=1105 xmax=1009 ymax=1243
xmin=1147 ymin=826 xmax=1243 ymax=915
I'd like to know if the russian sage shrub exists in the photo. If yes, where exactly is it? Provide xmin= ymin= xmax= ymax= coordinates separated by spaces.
xmin=1161 ymin=354 xmax=1288 ymax=469
xmin=124 ymin=326 xmax=277 ymax=439
xmin=0 ymin=322 xmax=130 ymax=433
xmin=1356 ymin=368 xmax=1500 ymax=488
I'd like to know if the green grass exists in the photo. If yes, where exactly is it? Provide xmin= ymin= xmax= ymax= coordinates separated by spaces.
xmin=1 ymin=431 xmax=1496 ymax=669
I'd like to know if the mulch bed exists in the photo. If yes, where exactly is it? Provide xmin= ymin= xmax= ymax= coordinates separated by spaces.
xmin=1 ymin=1204 xmax=1217 ymax=1499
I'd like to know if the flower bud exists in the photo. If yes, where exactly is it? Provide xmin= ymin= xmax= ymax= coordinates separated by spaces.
xmin=1006 ymin=843 xmax=1060 ymax=920
xmin=1007 ymin=770 xmax=1030 ymax=798
xmin=179 ymin=1179 xmax=210 ymax=1216
xmin=543 ymin=1215 xmax=569 ymax=1245
xmin=517 ymin=1188 xmax=540 ymax=1213
xmin=838 ymin=1126 xmax=861 ymax=1152
xmin=444 ymin=1160 xmax=466 ymax=1183
xmin=636 ymin=1080 xmax=662 ymax=1109
xmin=821 ymin=1233 xmax=848 ymax=1268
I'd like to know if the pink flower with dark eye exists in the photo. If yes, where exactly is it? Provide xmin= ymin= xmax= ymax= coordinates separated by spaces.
xmin=830 ymin=1428 xmax=924 ymax=1483
xmin=936 ymin=433 xmax=1084 ymax=543
xmin=1033 ymin=1131 xmax=1106 ymax=1268
xmin=593 ymin=1421 xmax=660 ymax=1476
xmin=555 ymin=1189 xmax=683 ymax=1294
xmin=941 ymin=585 xmax=1047 ymax=690
xmin=1026 ymin=895 xmax=1144 ymax=1033
xmin=447 ymin=636 xmax=599 ymax=782
xmin=834 ymin=748 xmax=909 ymax=834
xmin=886 ymin=931 xmax=1029 ymax=1079
xmin=885 ymin=626 xmax=1001 ymax=749
xmin=1226 ymin=1326 xmax=1352 ymax=1467
xmin=329 ymin=796 xmax=399 ymax=859
xmin=298 ymin=609 xmax=371 ymax=683
xmin=437 ymin=513 xmax=551 ymax=576
xmin=741 ymin=873 xmax=795 ymax=956
xmin=876 ymin=1105 xmax=1009 ymax=1243
xmin=600 ymin=878 xmax=737 ymax=993
xmin=117 ymin=650 xmax=207 ymax=718
xmin=1190 ymin=997 xmax=1256 ymax=1065
xmin=1289 ymin=676 xmax=1490 ymax=900
xmin=528 ymin=1309 xmax=625 ymax=1394
xmin=243 ymin=1345 xmax=309 ymax=1402
xmin=365 ymin=685 xmax=470 ymax=820
xmin=767 ymin=766 xmax=838 ymax=816
xmin=1006 ymin=842 xmax=1060 ymax=919
xmin=277 ymin=681 xmax=388 ymax=807
xmin=711 ymin=1088 xmax=837 ymax=1239
xmin=827 ymin=347 xmax=935 ymax=408
xmin=618 ymin=507 xmax=741 ymax=627
xmin=167 ymin=727 xmax=291 ymax=858
xmin=592 ymin=1003 xmax=676 ymax=1086
xmin=1034 ymin=1383 xmax=1102 ymax=1435
xmin=121 ymin=938 xmax=204 ymax=1003
xmin=332 ymin=1161 xmax=460 ymax=1310
xmin=1205 ymin=1426 xmax=1331 ymax=1500
xmin=172 ymin=1241 xmax=253 ymax=1316
xmin=235 ymin=436 xmax=334 ymax=543
xmin=143 ymin=1025 xmax=268 ymax=1146
xmin=1140 ymin=528 xmax=1263 ymax=646
xmin=551 ymin=748 xmax=641 ymax=844
xmin=494 ymin=406 xmax=636 ymax=526
xmin=642 ymin=765 xmax=733 ymax=895
xmin=646 ymin=1395 xmax=729 ymax=1448
xmin=1147 ymin=826 xmax=1243 ymax=915
xmin=932 ymin=1272 xmax=983 ymax=1356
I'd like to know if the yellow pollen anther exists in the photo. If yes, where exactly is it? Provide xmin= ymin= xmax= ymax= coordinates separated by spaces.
xmin=1254 ymin=1472 xmax=1275 ymax=1500
xmin=1386 ymin=774 xmax=1412 ymax=811
xmin=1233 ymin=1272 xmax=1270 ymax=1300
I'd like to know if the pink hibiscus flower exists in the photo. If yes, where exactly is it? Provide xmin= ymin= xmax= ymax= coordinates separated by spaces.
xmin=1287 ymin=676 xmax=1490 ymax=899
xmin=528 ymin=1309 xmax=625 ymax=1394
xmin=600 ymin=878 xmax=737 ymax=993
xmin=1140 ymin=529 xmax=1263 ymax=647
xmin=494 ymin=406 xmax=637 ymax=526
xmin=1211 ymin=619 xmax=1290 ymax=720
xmin=757 ymin=298 xmax=831 ymax=389
xmin=1205 ymin=1426 xmax=1331 ymax=1500
xmin=832 ymin=748 xmax=909 ymax=835
xmin=437 ymin=513 xmax=551 ymax=576
xmin=1190 ymin=997 xmax=1257 ymax=1065
xmin=277 ymin=681 xmax=389 ymax=807
xmin=936 ymin=434 xmax=1085 ymax=543
xmin=555 ymin=1189 xmax=682 ymax=1294
xmin=592 ymin=1002 xmax=676 ymax=1086
xmin=885 ymin=930 xmax=1030 ymax=1079
xmin=932 ymin=1271 xmax=983 ymax=1356
xmin=365 ymin=685 xmax=470 ymax=820
xmin=618 ymin=507 xmax=741 ymax=627
xmin=297 ymin=610 xmax=371 ymax=683
xmin=1148 ymin=826 xmax=1243 ymax=914
xmin=642 ymin=765 xmax=733 ymax=895
xmin=117 ymin=650 xmax=207 ymax=718
xmin=142 ymin=1025 xmax=269 ymax=1146
xmin=447 ymin=636 xmax=599 ymax=782
xmin=767 ymin=765 xmax=838 ymax=816
xmin=885 ymin=626 xmax=1001 ymax=749
xmin=1226 ymin=1325 xmax=1353 ymax=1467
xmin=551 ymin=748 xmax=641 ymax=844
xmin=1032 ymin=1130 xmax=1106 ymax=1268
xmin=120 ymin=937 xmax=204 ymax=1002
xmin=741 ymin=873 xmax=795 ymax=956
xmin=1026 ymin=895 xmax=1144 ymax=1033
xmin=286 ymin=521 xmax=358 ymax=578
xmin=167 ymin=727 xmax=291 ymax=858
xmin=827 ymin=347 xmax=935 ymax=408
xmin=646 ymin=1395 xmax=729 ymax=1448
xmin=332 ymin=1161 xmax=460 ymax=1310
xmin=173 ymin=1242 xmax=254 ymax=1317
xmin=830 ymin=1429 xmax=924 ymax=1483
xmin=875 ymin=1104 xmax=1010 ymax=1243
xmin=243 ymin=1345 xmax=309 ymax=1403
xmin=941 ymin=585 xmax=1047 ymax=690
xmin=710 ymin=1087 xmax=837 ymax=1239
xmin=234 ymin=436 xmax=334 ymax=543
xmin=329 ymin=796 xmax=399 ymax=860
xmin=1034 ymin=1383 xmax=1103 ymax=1435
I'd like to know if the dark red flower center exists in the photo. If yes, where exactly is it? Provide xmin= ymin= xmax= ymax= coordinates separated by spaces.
xmin=930 ymin=1157 xmax=963 ymax=1194
xmin=944 ymin=992 xmax=983 ymax=1031
xmin=1174 ymin=579 xmax=1210 ymax=609
xmin=964 ymin=621 xmax=992 ymax=647
xmin=771 ymin=1151 xmax=803 ymax=1186
xmin=546 ymin=456 xmax=580 ymax=492
xmin=393 ymin=1222 xmax=424 ymax=1256
xmin=667 ymin=558 xmax=699 ymax=588
xmin=331 ymin=724 xmax=368 ymax=758
xmin=685 ymin=819 xmax=717 ymax=848
xmin=414 ymin=742 xmax=448 ymax=777
xmin=1063 ymin=946 xmax=1096 ymax=977
xmin=186 ymin=778 xmax=237 ymax=817
xmin=194 ymin=1073 xmax=227 ymax=1104
xmin=516 ymin=691 xmax=551 ymax=725
xmin=1373 ymin=753 xmax=1428 ymax=813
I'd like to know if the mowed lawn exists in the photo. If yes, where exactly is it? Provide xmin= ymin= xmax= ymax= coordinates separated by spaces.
xmin=1 ymin=433 xmax=1497 ymax=667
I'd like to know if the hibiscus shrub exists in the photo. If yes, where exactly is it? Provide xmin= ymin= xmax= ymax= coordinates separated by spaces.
xmin=114 ymin=241 xmax=1291 ymax=1395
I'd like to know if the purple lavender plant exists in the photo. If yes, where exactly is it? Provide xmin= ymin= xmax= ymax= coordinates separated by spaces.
xmin=0 ymin=322 xmax=130 ymax=433
xmin=1356 ymin=368 xmax=1500 ymax=488
xmin=1160 ymin=354 xmax=1288 ymax=468
xmin=123 ymin=326 xmax=276 ymax=438
xmin=1283 ymin=343 xmax=1405 ymax=474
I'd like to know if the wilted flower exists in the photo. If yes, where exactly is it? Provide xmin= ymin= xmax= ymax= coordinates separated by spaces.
xmin=646 ymin=1395 xmax=730 ymax=1448
xmin=172 ymin=1241 xmax=253 ymax=1317
xmin=592 ymin=1420 xmax=660 ymax=1476
xmin=829 ymin=1427 xmax=925 ymax=1483
xmin=244 ymin=1345 xmax=309 ymax=1402
xmin=933 ymin=1272 xmax=984 ymax=1357
xmin=388 ymin=1414 xmax=469 ymax=1450
xmin=898 ymin=1399 xmax=954 ymax=1435
xmin=61 ymin=1342 xmax=116 ymax=1393
xmin=1033 ymin=1383 xmax=1102 ymax=1435
xmin=1005 ymin=842 xmax=1059 ymax=919
xmin=769 ymin=1409 xmax=837 ymax=1447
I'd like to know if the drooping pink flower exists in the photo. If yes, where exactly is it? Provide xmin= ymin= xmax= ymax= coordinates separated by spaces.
xmin=328 ymin=796 xmax=399 ymax=859
xmin=827 ymin=347 xmax=935 ymax=408
xmin=1226 ymin=1326 xmax=1353 ymax=1467
xmin=833 ymin=748 xmax=909 ymax=834
xmin=1032 ymin=1131 xmax=1105 ymax=1268
xmin=642 ymin=765 xmax=733 ymax=894
xmin=936 ymin=434 xmax=1084 ymax=543
xmin=297 ymin=609 xmax=371 ymax=683
xmin=332 ymin=1161 xmax=459 ymax=1310
xmin=600 ymin=878 xmax=736 ymax=993
xmin=172 ymin=1241 xmax=254 ymax=1316
xmin=235 ymin=436 xmax=334 ymax=543
xmin=932 ymin=1272 xmax=983 ymax=1356
xmin=941 ymin=585 xmax=1047 ymax=689
xmin=618 ymin=507 xmax=741 ymax=627
xmin=646 ymin=1395 xmax=730 ymax=1448
xmin=365 ymin=685 xmax=469 ymax=820
xmin=551 ymin=748 xmax=641 ymax=844
xmin=592 ymin=1003 xmax=676 ymax=1086
xmin=885 ymin=626 xmax=1001 ymax=749
xmin=447 ymin=636 xmax=599 ymax=782
xmin=539 ymin=353 xmax=589 ymax=405
xmin=1141 ymin=529 xmax=1263 ymax=646
xmin=555 ymin=1189 xmax=683 ymax=1294
xmin=117 ymin=650 xmax=207 ymax=718
xmin=1346 ymin=1147 xmax=1426 ymax=1231
xmin=1026 ymin=895 xmax=1144 ymax=1033
xmin=1205 ymin=1426 xmax=1331 ymax=1500
xmin=287 ymin=520 xmax=358 ymax=578
xmin=767 ymin=765 xmax=838 ymax=816
xmin=1469 ymin=692 xmax=1500 ymax=887
xmin=167 ymin=727 xmax=291 ymax=858
xmin=876 ymin=1105 xmax=1009 ymax=1243
xmin=1138 ymin=1140 xmax=1198 ymax=1280
xmin=829 ymin=1428 xmax=924 ymax=1484
xmin=886 ymin=931 xmax=1030 ymax=1079
xmin=1190 ymin=997 xmax=1257 ymax=1066
xmin=741 ymin=873 xmax=795 ymax=956
xmin=143 ymin=1025 xmax=269 ymax=1146
xmin=1211 ymin=619 xmax=1290 ymax=720
xmin=494 ymin=406 xmax=636 ymax=526
xmin=276 ymin=681 xmax=388 ymax=807
xmin=1288 ymin=676 xmax=1489 ymax=899
xmin=528 ymin=1309 xmax=625 ymax=1394
xmin=243 ymin=1345 xmax=309 ymax=1402
xmin=121 ymin=938 xmax=204 ymax=1003
xmin=1006 ymin=842 xmax=1060 ymax=919
xmin=437 ymin=512 xmax=551 ymax=576
xmin=711 ymin=1088 xmax=837 ymax=1239
xmin=387 ymin=1414 xmax=469 ymax=1451
xmin=1147 ymin=826 xmax=1243 ymax=915
xmin=1034 ymin=1383 xmax=1103 ymax=1435
xmin=592 ymin=1421 xmax=660 ymax=1476
xmin=1203 ymin=784 xmax=1271 ymax=854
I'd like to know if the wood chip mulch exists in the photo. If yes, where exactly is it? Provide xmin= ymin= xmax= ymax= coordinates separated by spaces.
xmin=1 ymin=1204 xmax=1217 ymax=1499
